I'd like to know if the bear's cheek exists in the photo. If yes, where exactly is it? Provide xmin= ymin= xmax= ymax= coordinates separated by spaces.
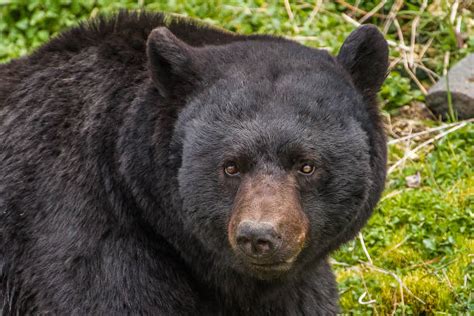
xmin=300 ymin=166 xmax=371 ymax=242
xmin=176 ymin=164 xmax=235 ymax=247
xmin=227 ymin=173 xmax=309 ymax=274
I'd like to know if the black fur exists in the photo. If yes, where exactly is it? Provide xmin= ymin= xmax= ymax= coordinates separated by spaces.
xmin=0 ymin=11 xmax=388 ymax=315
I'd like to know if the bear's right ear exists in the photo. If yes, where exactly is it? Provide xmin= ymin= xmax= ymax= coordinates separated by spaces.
xmin=146 ymin=27 xmax=198 ymax=98
xmin=337 ymin=25 xmax=389 ymax=99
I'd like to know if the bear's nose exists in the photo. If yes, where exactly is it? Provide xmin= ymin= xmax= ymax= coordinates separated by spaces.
xmin=235 ymin=221 xmax=281 ymax=259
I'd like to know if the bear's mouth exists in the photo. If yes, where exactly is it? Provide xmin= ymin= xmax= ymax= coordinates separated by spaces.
xmin=239 ymin=255 xmax=298 ymax=278
xmin=249 ymin=261 xmax=293 ymax=271
xmin=238 ymin=259 xmax=295 ymax=280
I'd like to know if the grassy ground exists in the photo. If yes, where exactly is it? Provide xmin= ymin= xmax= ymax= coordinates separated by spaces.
xmin=1 ymin=0 xmax=473 ymax=314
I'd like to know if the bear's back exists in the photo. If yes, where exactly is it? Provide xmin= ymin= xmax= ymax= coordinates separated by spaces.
xmin=0 ymin=11 xmax=245 ymax=103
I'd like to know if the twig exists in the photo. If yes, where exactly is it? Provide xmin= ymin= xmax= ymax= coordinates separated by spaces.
xmin=284 ymin=0 xmax=295 ymax=20
xmin=418 ymin=37 xmax=434 ymax=62
xmin=388 ymin=122 xmax=470 ymax=174
xmin=335 ymin=0 xmax=387 ymax=18
xmin=387 ymin=39 xmax=411 ymax=52
xmin=304 ymin=0 xmax=323 ymax=27
xmin=356 ymin=267 xmax=379 ymax=314
xmin=405 ymin=64 xmax=428 ymax=94
xmin=394 ymin=19 xmax=428 ymax=94
xmin=284 ymin=0 xmax=300 ymax=33
xmin=407 ymin=257 xmax=440 ymax=270
xmin=358 ymin=291 xmax=377 ymax=305
xmin=341 ymin=12 xmax=361 ymax=27
xmin=287 ymin=35 xmax=320 ymax=41
xmin=455 ymin=15 xmax=464 ymax=48
xmin=416 ymin=61 xmax=439 ymax=84
xmin=390 ymin=300 xmax=400 ymax=316
xmin=359 ymin=0 xmax=387 ymax=24
xmin=402 ymin=125 xmax=414 ymax=163
xmin=416 ymin=63 xmax=437 ymax=84
xmin=359 ymin=233 xmax=373 ymax=265
xmin=450 ymin=0 xmax=459 ymax=24
xmin=443 ymin=51 xmax=450 ymax=76
xmin=432 ymin=258 xmax=460 ymax=272
xmin=389 ymin=56 xmax=402 ymax=70
xmin=409 ymin=0 xmax=428 ymax=67
xmin=383 ymin=0 xmax=404 ymax=34
xmin=329 ymin=258 xmax=351 ymax=266
xmin=221 ymin=5 xmax=267 ymax=13
xmin=442 ymin=269 xmax=454 ymax=290
xmin=381 ymin=235 xmax=411 ymax=256
xmin=388 ymin=118 xmax=474 ymax=144
xmin=380 ymin=189 xmax=404 ymax=201
xmin=362 ymin=262 xmax=427 ymax=305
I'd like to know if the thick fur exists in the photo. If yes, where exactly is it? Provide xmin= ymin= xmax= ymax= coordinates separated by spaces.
xmin=0 ymin=11 xmax=388 ymax=315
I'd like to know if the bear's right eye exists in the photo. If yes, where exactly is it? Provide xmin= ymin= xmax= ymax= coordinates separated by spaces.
xmin=224 ymin=161 xmax=240 ymax=176
xmin=298 ymin=162 xmax=315 ymax=175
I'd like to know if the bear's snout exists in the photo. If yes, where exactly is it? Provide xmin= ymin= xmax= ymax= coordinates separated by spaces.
xmin=228 ymin=174 xmax=309 ymax=276
xmin=235 ymin=221 xmax=282 ymax=259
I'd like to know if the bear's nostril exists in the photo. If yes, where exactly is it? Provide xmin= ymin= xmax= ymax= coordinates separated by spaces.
xmin=235 ymin=221 xmax=280 ymax=259
xmin=236 ymin=235 xmax=250 ymax=244
xmin=254 ymin=239 xmax=271 ymax=254
xmin=236 ymin=236 xmax=252 ymax=251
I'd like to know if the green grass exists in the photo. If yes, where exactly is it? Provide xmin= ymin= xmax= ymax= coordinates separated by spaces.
xmin=1 ymin=1 xmax=473 ymax=313
xmin=336 ymin=125 xmax=473 ymax=314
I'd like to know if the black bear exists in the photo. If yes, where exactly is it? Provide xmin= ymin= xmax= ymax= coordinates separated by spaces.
xmin=0 ymin=11 xmax=388 ymax=315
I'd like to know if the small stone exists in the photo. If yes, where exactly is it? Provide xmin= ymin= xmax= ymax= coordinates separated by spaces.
xmin=426 ymin=53 xmax=474 ymax=120
xmin=405 ymin=172 xmax=421 ymax=188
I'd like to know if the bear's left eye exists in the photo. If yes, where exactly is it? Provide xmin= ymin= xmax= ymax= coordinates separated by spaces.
xmin=224 ymin=161 xmax=240 ymax=176
xmin=298 ymin=162 xmax=315 ymax=175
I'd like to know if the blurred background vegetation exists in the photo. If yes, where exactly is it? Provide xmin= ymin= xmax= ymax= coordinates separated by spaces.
xmin=1 ymin=0 xmax=473 ymax=314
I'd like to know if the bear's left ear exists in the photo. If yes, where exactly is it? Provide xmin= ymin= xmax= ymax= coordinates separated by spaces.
xmin=146 ymin=27 xmax=199 ymax=98
xmin=337 ymin=25 xmax=389 ymax=99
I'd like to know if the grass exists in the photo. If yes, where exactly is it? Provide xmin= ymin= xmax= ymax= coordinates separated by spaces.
xmin=336 ymin=123 xmax=473 ymax=314
xmin=1 ymin=0 xmax=473 ymax=314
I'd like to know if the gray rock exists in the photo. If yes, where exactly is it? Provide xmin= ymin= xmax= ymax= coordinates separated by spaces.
xmin=426 ymin=53 xmax=474 ymax=119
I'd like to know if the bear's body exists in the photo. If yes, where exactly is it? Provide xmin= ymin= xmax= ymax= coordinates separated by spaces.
xmin=0 ymin=12 xmax=388 ymax=315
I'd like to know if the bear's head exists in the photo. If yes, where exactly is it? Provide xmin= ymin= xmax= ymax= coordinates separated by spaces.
xmin=146 ymin=25 xmax=388 ymax=280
